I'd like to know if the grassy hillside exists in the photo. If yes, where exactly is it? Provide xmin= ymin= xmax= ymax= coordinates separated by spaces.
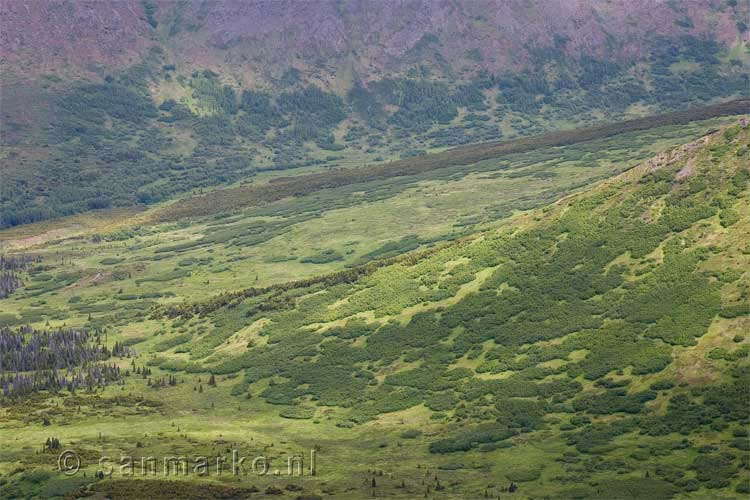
xmin=0 ymin=119 xmax=747 ymax=499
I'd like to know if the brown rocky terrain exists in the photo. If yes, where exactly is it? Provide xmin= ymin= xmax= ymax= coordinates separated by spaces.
xmin=2 ymin=0 xmax=747 ymax=85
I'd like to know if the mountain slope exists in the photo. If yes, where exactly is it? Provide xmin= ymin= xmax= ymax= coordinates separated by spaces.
xmin=155 ymin=121 xmax=749 ymax=498
xmin=2 ymin=0 xmax=748 ymax=81
xmin=1 ymin=121 xmax=746 ymax=499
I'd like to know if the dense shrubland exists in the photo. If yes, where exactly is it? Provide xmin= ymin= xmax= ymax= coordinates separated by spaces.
xmin=112 ymin=125 xmax=747 ymax=498
xmin=2 ymin=32 xmax=748 ymax=228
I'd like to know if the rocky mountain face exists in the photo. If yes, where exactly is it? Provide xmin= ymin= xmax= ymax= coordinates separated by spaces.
xmin=2 ymin=0 xmax=747 ymax=85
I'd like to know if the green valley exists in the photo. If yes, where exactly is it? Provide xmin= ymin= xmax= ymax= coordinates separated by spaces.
xmin=0 ymin=118 xmax=748 ymax=499
xmin=1 ymin=2 xmax=749 ymax=499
